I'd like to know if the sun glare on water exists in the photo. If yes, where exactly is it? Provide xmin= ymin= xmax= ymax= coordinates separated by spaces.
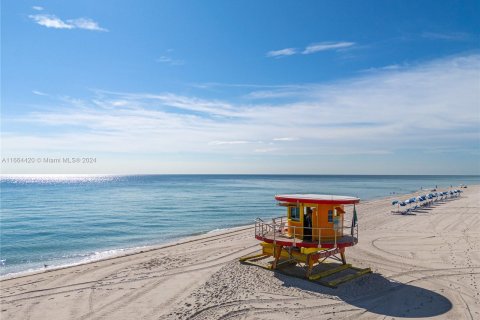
xmin=0 ymin=174 xmax=122 ymax=184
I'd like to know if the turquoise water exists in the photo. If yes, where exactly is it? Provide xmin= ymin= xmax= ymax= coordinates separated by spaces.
xmin=1 ymin=174 xmax=478 ymax=276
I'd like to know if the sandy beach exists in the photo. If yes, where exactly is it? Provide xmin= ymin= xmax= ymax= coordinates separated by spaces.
xmin=1 ymin=186 xmax=479 ymax=320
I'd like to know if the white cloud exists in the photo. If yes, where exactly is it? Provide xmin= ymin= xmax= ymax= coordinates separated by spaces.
xmin=267 ymin=42 xmax=355 ymax=58
xmin=380 ymin=64 xmax=401 ymax=70
xmin=29 ymin=13 xmax=107 ymax=32
xmin=68 ymin=18 xmax=108 ymax=32
xmin=29 ymin=14 xmax=74 ymax=29
xmin=32 ymin=6 xmax=44 ymax=11
xmin=302 ymin=42 xmax=355 ymax=54
xmin=254 ymin=147 xmax=278 ymax=153
xmin=209 ymin=141 xmax=251 ymax=145
xmin=32 ymin=90 xmax=48 ymax=96
xmin=422 ymin=32 xmax=471 ymax=41
xmin=245 ymin=89 xmax=301 ymax=99
xmin=125 ymin=92 xmax=236 ymax=116
xmin=3 ymin=54 xmax=479 ymax=173
xmin=266 ymin=48 xmax=297 ymax=57
xmin=156 ymin=56 xmax=185 ymax=66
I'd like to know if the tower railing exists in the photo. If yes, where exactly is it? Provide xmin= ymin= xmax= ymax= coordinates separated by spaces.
xmin=254 ymin=216 xmax=358 ymax=247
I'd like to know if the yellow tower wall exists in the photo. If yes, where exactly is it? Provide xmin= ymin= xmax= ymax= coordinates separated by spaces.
xmin=286 ymin=203 xmax=345 ymax=241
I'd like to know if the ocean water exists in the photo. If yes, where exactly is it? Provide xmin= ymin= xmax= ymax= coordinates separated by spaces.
xmin=1 ymin=174 xmax=478 ymax=277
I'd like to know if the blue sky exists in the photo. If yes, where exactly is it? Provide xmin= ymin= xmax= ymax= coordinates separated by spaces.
xmin=1 ymin=0 xmax=479 ymax=174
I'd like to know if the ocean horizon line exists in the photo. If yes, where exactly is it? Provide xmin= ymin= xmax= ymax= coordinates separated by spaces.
xmin=2 ymin=173 xmax=479 ymax=177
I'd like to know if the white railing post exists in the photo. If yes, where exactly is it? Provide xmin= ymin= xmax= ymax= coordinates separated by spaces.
xmin=334 ymin=228 xmax=337 ymax=248
xmin=293 ymin=226 xmax=296 ymax=246
xmin=318 ymin=227 xmax=321 ymax=247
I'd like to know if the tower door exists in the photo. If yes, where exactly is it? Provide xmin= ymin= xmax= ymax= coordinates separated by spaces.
xmin=303 ymin=207 xmax=312 ymax=241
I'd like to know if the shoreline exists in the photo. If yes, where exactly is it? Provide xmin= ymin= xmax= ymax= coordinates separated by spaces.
xmin=0 ymin=224 xmax=255 ymax=281
xmin=1 ymin=185 xmax=472 ymax=280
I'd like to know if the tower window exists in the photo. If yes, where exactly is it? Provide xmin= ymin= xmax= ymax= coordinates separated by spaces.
xmin=290 ymin=207 xmax=300 ymax=221
xmin=328 ymin=210 xmax=333 ymax=222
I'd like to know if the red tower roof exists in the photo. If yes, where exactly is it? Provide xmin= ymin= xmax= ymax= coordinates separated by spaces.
xmin=275 ymin=194 xmax=360 ymax=205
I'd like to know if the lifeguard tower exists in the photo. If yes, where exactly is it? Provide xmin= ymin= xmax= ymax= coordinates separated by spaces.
xmin=241 ymin=194 xmax=371 ymax=287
